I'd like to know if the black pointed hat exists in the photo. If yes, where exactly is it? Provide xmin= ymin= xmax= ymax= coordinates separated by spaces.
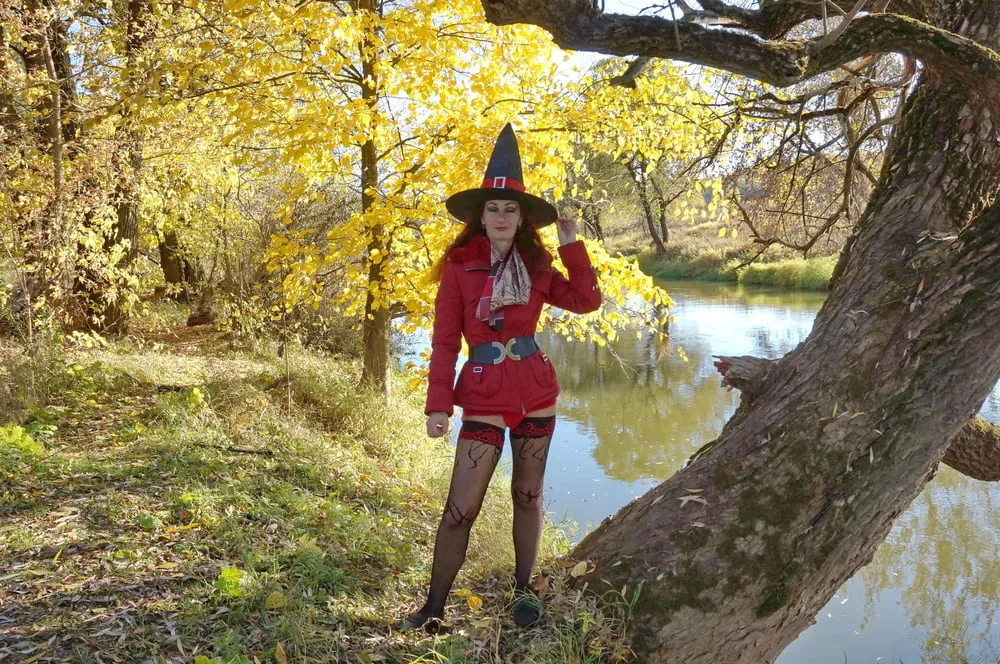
xmin=445 ymin=124 xmax=558 ymax=227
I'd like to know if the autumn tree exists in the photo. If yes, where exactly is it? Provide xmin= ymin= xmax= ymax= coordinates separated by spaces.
xmin=165 ymin=0 xmax=728 ymax=392
xmin=480 ymin=1 xmax=1000 ymax=662
xmin=1 ymin=1 xmax=82 ymax=331
xmin=567 ymin=57 xmax=726 ymax=255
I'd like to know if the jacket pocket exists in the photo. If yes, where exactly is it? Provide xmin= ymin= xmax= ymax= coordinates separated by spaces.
xmin=460 ymin=363 xmax=500 ymax=400
xmin=531 ymin=353 xmax=558 ymax=392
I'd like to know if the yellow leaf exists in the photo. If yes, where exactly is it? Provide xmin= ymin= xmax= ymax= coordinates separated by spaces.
xmin=265 ymin=591 xmax=287 ymax=610
xmin=570 ymin=560 xmax=588 ymax=578
xmin=275 ymin=642 xmax=287 ymax=664
xmin=467 ymin=595 xmax=483 ymax=610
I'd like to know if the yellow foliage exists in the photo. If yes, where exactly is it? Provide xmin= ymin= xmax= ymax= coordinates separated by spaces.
xmin=3 ymin=0 xmax=720 ymax=347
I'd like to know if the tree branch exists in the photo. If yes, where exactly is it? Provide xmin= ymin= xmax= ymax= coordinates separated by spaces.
xmin=480 ymin=2 xmax=1000 ymax=115
xmin=943 ymin=418 xmax=1000 ymax=481
xmin=713 ymin=354 xmax=1000 ymax=481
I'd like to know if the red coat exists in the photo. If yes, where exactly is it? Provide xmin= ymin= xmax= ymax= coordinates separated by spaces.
xmin=425 ymin=234 xmax=602 ymax=416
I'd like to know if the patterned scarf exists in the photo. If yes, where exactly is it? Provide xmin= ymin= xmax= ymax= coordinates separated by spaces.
xmin=476 ymin=243 xmax=531 ymax=331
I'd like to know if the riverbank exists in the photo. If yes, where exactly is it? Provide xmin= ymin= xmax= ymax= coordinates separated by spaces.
xmin=637 ymin=251 xmax=837 ymax=291
xmin=0 ymin=307 xmax=634 ymax=663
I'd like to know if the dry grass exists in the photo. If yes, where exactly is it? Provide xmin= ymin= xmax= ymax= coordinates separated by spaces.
xmin=0 ymin=310 xmax=635 ymax=664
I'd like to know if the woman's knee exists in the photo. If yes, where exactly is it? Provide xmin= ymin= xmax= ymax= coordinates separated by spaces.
xmin=442 ymin=496 xmax=484 ymax=528
xmin=511 ymin=481 xmax=544 ymax=509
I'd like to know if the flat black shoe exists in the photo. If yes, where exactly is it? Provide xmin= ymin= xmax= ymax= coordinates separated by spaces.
xmin=512 ymin=591 xmax=542 ymax=628
xmin=399 ymin=611 xmax=445 ymax=634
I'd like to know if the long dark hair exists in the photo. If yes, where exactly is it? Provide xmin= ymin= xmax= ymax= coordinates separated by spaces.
xmin=432 ymin=201 xmax=547 ymax=282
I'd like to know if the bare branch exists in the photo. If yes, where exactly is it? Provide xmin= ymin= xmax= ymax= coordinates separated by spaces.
xmin=814 ymin=0 xmax=868 ymax=51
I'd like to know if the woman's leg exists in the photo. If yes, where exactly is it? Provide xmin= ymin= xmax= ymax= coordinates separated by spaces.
xmin=404 ymin=420 xmax=503 ymax=630
xmin=508 ymin=407 xmax=556 ymax=626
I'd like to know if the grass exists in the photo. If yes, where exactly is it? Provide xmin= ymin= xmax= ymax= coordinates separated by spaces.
xmin=612 ymin=218 xmax=837 ymax=291
xmin=736 ymin=255 xmax=837 ymax=291
xmin=0 ymin=306 xmax=635 ymax=663
xmin=637 ymin=248 xmax=837 ymax=291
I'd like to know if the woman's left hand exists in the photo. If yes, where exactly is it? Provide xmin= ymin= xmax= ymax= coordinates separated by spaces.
xmin=556 ymin=216 xmax=578 ymax=245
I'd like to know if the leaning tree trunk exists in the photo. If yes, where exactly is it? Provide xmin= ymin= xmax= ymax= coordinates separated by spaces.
xmin=569 ymin=76 xmax=1000 ymax=662
xmin=581 ymin=202 xmax=605 ymax=243
xmin=649 ymin=175 xmax=671 ymax=245
xmin=476 ymin=0 xmax=1000 ymax=659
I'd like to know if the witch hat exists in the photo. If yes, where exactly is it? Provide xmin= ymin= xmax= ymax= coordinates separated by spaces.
xmin=445 ymin=124 xmax=558 ymax=227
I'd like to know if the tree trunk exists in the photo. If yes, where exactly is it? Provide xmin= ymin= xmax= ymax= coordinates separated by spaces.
xmin=360 ymin=132 xmax=392 ymax=392
xmin=358 ymin=0 xmax=391 ymax=394
xmin=159 ymin=230 xmax=199 ymax=302
xmin=93 ymin=0 xmax=150 ymax=334
xmin=13 ymin=1 xmax=81 ymax=310
xmin=582 ymin=203 xmax=605 ymax=243
xmin=632 ymin=158 xmax=667 ymax=255
xmin=650 ymin=176 xmax=671 ymax=245
xmin=570 ymin=76 xmax=1000 ymax=662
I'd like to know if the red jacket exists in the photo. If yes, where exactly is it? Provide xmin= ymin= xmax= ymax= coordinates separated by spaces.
xmin=425 ymin=234 xmax=602 ymax=416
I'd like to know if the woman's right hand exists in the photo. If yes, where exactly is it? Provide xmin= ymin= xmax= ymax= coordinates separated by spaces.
xmin=427 ymin=412 xmax=450 ymax=438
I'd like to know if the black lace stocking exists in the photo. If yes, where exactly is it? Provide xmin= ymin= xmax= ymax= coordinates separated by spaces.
xmin=509 ymin=416 xmax=555 ymax=590
xmin=409 ymin=426 xmax=502 ymax=626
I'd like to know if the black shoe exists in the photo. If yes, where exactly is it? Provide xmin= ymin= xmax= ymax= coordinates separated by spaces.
xmin=511 ymin=591 xmax=542 ymax=628
xmin=399 ymin=610 xmax=445 ymax=634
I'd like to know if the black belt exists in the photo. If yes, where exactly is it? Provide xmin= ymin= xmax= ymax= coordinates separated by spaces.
xmin=468 ymin=337 xmax=540 ymax=364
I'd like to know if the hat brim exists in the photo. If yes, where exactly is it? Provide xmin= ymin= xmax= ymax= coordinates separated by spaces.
xmin=445 ymin=188 xmax=558 ymax=228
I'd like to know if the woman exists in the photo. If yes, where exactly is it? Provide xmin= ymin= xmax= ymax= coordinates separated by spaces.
xmin=403 ymin=124 xmax=601 ymax=632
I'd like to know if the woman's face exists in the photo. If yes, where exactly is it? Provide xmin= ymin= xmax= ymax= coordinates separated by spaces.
xmin=481 ymin=199 xmax=522 ymax=244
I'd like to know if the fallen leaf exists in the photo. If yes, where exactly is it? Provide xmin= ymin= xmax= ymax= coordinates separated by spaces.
xmin=677 ymin=495 xmax=708 ymax=508
xmin=265 ymin=591 xmax=287 ymax=610
xmin=274 ymin=642 xmax=287 ymax=664
xmin=467 ymin=595 xmax=482 ymax=610
xmin=532 ymin=573 xmax=551 ymax=596
xmin=570 ymin=560 xmax=588 ymax=578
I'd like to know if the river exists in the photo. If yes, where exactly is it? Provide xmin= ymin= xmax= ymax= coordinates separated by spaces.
xmin=408 ymin=280 xmax=1000 ymax=663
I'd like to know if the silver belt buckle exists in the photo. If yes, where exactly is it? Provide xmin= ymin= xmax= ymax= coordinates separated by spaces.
xmin=505 ymin=338 xmax=522 ymax=361
xmin=489 ymin=340 xmax=507 ymax=364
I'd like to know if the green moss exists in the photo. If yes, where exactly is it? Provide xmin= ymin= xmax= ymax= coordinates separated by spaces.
xmin=736 ymin=483 xmax=795 ymax=525
xmin=675 ymin=527 xmax=710 ymax=554
xmin=712 ymin=464 xmax=737 ymax=490
xmin=632 ymin=560 xmax=718 ymax=620
xmin=712 ymin=469 xmax=813 ymax=618
xmin=756 ymin=585 xmax=789 ymax=617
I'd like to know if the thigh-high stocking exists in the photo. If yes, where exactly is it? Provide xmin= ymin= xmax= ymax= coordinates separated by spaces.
xmin=403 ymin=422 xmax=502 ymax=629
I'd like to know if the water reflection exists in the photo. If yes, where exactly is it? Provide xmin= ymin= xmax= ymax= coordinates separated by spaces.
xmin=541 ymin=281 xmax=825 ymax=485
xmin=538 ymin=280 xmax=1000 ymax=664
